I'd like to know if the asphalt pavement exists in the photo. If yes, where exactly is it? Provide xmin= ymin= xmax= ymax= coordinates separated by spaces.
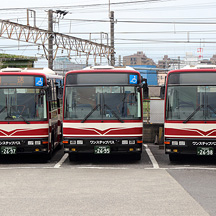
xmin=0 ymin=143 xmax=215 ymax=216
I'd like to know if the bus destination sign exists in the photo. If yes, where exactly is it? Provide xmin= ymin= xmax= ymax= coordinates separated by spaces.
xmin=66 ymin=73 xmax=140 ymax=85
xmin=0 ymin=76 xmax=44 ymax=86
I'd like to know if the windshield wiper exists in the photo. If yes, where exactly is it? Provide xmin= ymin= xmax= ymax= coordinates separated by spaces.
xmin=183 ymin=105 xmax=203 ymax=123
xmin=104 ymin=104 xmax=124 ymax=123
xmin=81 ymin=104 xmax=101 ymax=123
xmin=81 ymin=103 xmax=124 ymax=123
xmin=207 ymin=105 xmax=216 ymax=115
xmin=0 ymin=106 xmax=7 ymax=114
xmin=18 ymin=115 xmax=30 ymax=124
xmin=5 ymin=115 xmax=14 ymax=120
xmin=5 ymin=115 xmax=30 ymax=124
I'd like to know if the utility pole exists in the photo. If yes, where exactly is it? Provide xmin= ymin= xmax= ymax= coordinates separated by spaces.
xmin=110 ymin=11 xmax=115 ymax=66
xmin=178 ymin=56 xmax=180 ymax=69
xmin=48 ymin=10 xmax=53 ymax=70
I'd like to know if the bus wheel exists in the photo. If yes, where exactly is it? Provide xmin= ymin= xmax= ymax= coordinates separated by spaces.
xmin=40 ymin=152 xmax=52 ymax=162
xmin=133 ymin=153 xmax=141 ymax=161
xmin=169 ymin=154 xmax=181 ymax=162
xmin=69 ymin=153 xmax=78 ymax=162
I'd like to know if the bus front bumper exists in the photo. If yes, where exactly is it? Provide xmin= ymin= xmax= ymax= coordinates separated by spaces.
xmin=165 ymin=138 xmax=216 ymax=156
xmin=63 ymin=138 xmax=143 ymax=155
xmin=0 ymin=139 xmax=50 ymax=155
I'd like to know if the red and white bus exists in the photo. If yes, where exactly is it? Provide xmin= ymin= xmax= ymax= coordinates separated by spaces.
xmin=164 ymin=69 xmax=216 ymax=161
xmin=63 ymin=66 xmax=145 ymax=161
xmin=0 ymin=68 xmax=63 ymax=160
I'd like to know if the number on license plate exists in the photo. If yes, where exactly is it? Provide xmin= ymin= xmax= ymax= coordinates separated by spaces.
xmin=197 ymin=147 xmax=214 ymax=156
xmin=94 ymin=146 xmax=110 ymax=154
xmin=1 ymin=146 xmax=16 ymax=155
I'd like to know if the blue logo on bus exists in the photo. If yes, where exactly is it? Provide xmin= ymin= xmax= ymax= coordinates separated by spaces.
xmin=129 ymin=75 xmax=138 ymax=84
xmin=35 ymin=77 xmax=44 ymax=86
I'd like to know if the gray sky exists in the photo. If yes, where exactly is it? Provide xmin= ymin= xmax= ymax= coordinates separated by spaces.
xmin=0 ymin=0 xmax=216 ymax=66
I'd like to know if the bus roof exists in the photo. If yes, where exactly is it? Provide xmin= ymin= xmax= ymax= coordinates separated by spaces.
xmin=1 ymin=67 xmax=55 ymax=74
xmin=0 ymin=68 xmax=63 ymax=79
xmin=182 ymin=64 xmax=216 ymax=69
xmin=66 ymin=66 xmax=139 ymax=75
xmin=168 ymin=68 xmax=216 ymax=75
xmin=82 ymin=65 xmax=136 ymax=71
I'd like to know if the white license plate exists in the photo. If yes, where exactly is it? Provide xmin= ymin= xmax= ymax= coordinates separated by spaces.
xmin=94 ymin=146 xmax=110 ymax=154
xmin=197 ymin=147 xmax=214 ymax=156
xmin=1 ymin=146 xmax=16 ymax=155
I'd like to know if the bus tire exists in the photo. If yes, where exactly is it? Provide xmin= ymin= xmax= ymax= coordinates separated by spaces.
xmin=40 ymin=153 xmax=52 ymax=162
xmin=169 ymin=154 xmax=181 ymax=162
xmin=69 ymin=153 xmax=78 ymax=162
xmin=133 ymin=153 xmax=141 ymax=161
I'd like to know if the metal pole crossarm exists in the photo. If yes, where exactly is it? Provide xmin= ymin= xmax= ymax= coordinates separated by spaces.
xmin=0 ymin=19 xmax=113 ymax=61
xmin=54 ymin=33 xmax=112 ymax=58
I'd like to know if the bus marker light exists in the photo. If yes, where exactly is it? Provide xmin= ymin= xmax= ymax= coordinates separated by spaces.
xmin=164 ymin=141 xmax=170 ymax=145
xmin=42 ymin=141 xmax=49 ymax=144
xmin=35 ymin=148 xmax=40 ymax=152
xmin=136 ymin=140 xmax=143 ymax=144
xmin=129 ymin=148 xmax=134 ymax=152
xmin=63 ymin=140 xmax=69 ymax=144
xmin=71 ymin=148 xmax=76 ymax=152
xmin=173 ymin=149 xmax=178 ymax=153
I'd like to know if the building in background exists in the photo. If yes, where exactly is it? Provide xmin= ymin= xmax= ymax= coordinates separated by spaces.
xmin=157 ymin=55 xmax=182 ymax=70
xmin=123 ymin=51 xmax=158 ymax=85
xmin=123 ymin=51 xmax=156 ymax=66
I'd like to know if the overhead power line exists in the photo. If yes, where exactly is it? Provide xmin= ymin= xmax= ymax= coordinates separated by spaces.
xmin=0 ymin=0 xmax=170 ymax=11
xmin=62 ymin=18 xmax=216 ymax=25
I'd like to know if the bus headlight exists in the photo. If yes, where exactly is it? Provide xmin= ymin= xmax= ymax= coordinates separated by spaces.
xmin=69 ymin=140 xmax=83 ymax=145
xmin=122 ymin=140 xmax=128 ymax=144
xmin=179 ymin=141 xmax=186 ymax=145
xmin=172 ymin=141 xmax=178 ymax=145
xmin=28 ymin=141 xmax=34 ymax=145
xmin=35 ymin=141 xmax=41 ymax=145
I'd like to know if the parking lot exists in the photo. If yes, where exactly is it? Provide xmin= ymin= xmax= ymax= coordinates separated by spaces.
xmin=0 ymin=143 xmax=216 ymax=216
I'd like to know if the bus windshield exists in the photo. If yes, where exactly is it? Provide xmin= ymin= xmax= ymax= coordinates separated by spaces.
xmin=64 ymin=86 xmax=141 ymax=120
xmin=0 ymin=88 xmax=47 ymax=121
xmin=166 ymin=85 xmax=216 ymax=121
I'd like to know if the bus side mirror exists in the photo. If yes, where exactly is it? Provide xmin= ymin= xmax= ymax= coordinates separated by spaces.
xmin=143 ymin=84 xmax=149 ymax=99
xmin=141 ymin=77 xmax=147 ymax=83
xmin=160 ymin=85 xmax=165 ymax=99
xmin=46 ymin=82 xmax=52 ymax=101
xmin=141 ymin=77 xmax=149 ymax=99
